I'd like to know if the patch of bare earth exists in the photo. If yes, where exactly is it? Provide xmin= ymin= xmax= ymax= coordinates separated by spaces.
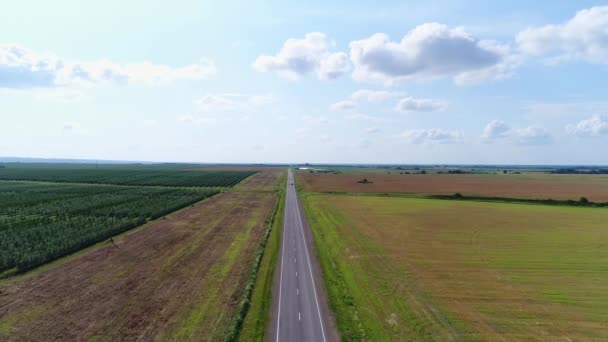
xmin=0 ymin=173 xmax=278 ymax=341
xmin=235 ymin=168 xmax=283 ymax=192
xmin=298 ymin=173 xmax=608 ymax=202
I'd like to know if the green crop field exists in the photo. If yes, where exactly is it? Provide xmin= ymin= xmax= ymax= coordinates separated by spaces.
xmin=0 ymin=181 xmax=217 ymax=275
xmin=0 ymin=167 xmax=255 ymax=187
xmin=302 ymin=193 xmax=608 ymax=341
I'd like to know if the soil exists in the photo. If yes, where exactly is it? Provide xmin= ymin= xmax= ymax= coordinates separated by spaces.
xmin=298 ymin=173 xmax=608 ymax=202
xmin=0 ymin=174 xmax=278 ymax=341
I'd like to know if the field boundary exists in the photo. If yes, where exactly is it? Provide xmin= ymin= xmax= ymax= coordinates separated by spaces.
xmin=224 ymin=171 xmax=285 ymax=342
xmin=428 ymin=193 xmax=608 ymax=207
xmin=305 ymin=190 xmax=608 ymax=208
xmin=0 ymin=191 xmax=220 ymax=282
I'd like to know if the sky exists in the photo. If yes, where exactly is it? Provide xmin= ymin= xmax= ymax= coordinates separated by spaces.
xmin=1 ymin=0 xmax=608 ymax=164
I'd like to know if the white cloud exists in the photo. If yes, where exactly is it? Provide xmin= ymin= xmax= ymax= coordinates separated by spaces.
xmin=195 ymin=93 xmax=275 ymax=112
xmin=196 ymin=94 xmax=238 ymax=111
xmin=351 ymin=89 xmax=400 ymax=102
xmin=481 ymin=120 xmax=510 ymax=140
xmin=366 ymin=127 xmax=381 ymax=134
xmin=349 ymin=23 xmax=514 ymax=85
xmin=525 ymin=102 xmax=608 ymax=120
xmin=402 ymin=128 xmax=463 ymax=144
xmin=319 ymin=134 xmax=332 ymax=143
xmin=248 ymin=95 xmax=275 ymax=106
xmin=330 ymin=100 xmax=356 ymax=111
xmin=331 ymin=89 xmax=401 ymax=113
xmin=33 ymin=88 xmax=87 ymax=102
xmin=513 ymin=126 xmax=552 ymax=145
xmin=566 ymin=115 xmax=608 ymax=137
xmin=517 ymin=6 xmax=608 ymax=64
xmin=62 ymin=121 xmax=81 ymax=131
xmin=303 ymin=115 xmax=330 ymax=124
xmin=0 ymin=45 xmax=216 ymax=88
xmin=178 ymin=114 xmax=216 ymax=125
xmin=318 ymin=52 xmax=350 ymax=80
xmin=395 ymin=97 xmax=448 ymax=112
xmin=295 ymin=127 xmax=309 ymax=135
xmin=480 ymin=120 xmax=552 ymax=145
xmin=253 ymin=32 xmax=349 ymax=80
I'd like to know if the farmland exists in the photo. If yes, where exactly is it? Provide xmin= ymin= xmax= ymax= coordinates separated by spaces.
xmin=298 ymin=171 xmax=608 ymax=202
xmin=0 ymin=167 xmax=255 ymax=187
xmin=0 ymin=181 xmax=216 ymax=275
xmin=302 ymin=193 xmax=608 ymax=340
xmin=0 ymin=169 xmax=283 ymax=341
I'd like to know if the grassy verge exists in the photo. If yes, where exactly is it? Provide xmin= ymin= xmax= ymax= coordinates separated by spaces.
xmin=300 ymin=192 xmax=369 ymax=340
xmin=227 ymin=171 xmax=286 ymax=342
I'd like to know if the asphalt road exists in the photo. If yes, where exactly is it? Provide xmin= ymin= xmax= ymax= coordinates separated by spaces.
xmin=273 ymin=169 xmax=334 ymax=342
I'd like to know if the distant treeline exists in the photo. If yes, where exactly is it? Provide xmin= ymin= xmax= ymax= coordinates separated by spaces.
xmin=550 ymin=168 xmax=608 ymax=174
xmin=433 ymin=193 xmax=608 ymax=207
xmin=0 ymin=168 xmax=256 ymax=187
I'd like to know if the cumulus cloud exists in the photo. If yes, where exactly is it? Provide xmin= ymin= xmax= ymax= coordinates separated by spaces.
xmin=513 ymin=126 xmax=552 ymax=145
xmin=402 ymin=128 xmax=463 ymax=144
xmin=566 ymin=115 xmax=608 ymax=137
xmin=331 ymin=89 xmax=402 ymax=112
xmin=517 ymin=6 xmax=608 ymax=64
xmin=330 ymin=100 xmax=356 ymax=111
xmin=366 ymin=127 xmax=381 ymax=134
xmin=253 ymin=32 xmax=349 ymax=80
xmin=481 ymin=120 xmax=510 ymax=140
xmin=350 ymin=23 xmax=515 ymax=85
xmin=195 ymin=93 xmax=275 ymax=112
xmin=0 ymin=45 xmax=216 ymax=89
xmin=395 ymin=97 xmax=448 ymax=112
xmin=480 ymin=120 xmax=552 ymax=145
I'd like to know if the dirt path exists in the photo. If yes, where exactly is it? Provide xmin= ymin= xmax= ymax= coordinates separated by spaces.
xmin=0 ymin=184 xmax=276 ymax=341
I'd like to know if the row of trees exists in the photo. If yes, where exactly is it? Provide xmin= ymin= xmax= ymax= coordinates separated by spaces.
xmin=0 ymin=182 xmax=217 ymax=273
xmin=0 ymin=169 xmax=256 ymax=188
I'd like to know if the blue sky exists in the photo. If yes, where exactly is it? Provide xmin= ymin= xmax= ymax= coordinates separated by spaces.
xmin=1 ymin=0 xmax=608 ymax=164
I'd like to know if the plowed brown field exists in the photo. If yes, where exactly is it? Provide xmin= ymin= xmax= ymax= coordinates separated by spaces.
xmin=0 ymin=171 xmax=280 ymax=341
xmin=298 ymin=172 xmax=608 ymax=201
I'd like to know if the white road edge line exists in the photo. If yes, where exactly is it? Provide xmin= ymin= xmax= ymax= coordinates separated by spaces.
xmin=299 ymin=312 xmax=301 ymax=321
xmin=275 ymin=183 xmax=289 ymax=342
xmin=294 ymin=187 xmax=328 ymax=342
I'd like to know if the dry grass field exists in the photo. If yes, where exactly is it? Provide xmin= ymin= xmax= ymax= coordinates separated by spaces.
xmin=298 ymin=172 xmax=608 ymax=202
xmin=0 ymin=171 xmax=281 ymax=341
xmin=302 ymin=193 xmax=608 ymax=340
